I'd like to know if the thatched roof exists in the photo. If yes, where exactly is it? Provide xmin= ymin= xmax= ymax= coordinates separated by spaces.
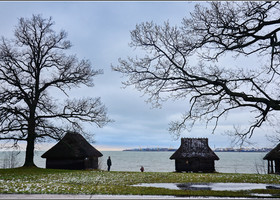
xmin=41 ymin=132 xmax=103 ymax=159
xmin=263 ymin=143 xmax=280 ymax=160
xmin=170 ymin=138 xmax=219 ymax=160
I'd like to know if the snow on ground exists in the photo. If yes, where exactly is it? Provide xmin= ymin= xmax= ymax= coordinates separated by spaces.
xmin=0 ymin=194 xmax=260 ymax=199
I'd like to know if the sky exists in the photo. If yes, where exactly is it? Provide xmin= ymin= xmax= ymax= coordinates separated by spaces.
xmin=0 ymin=1 xmax=276 ymax=151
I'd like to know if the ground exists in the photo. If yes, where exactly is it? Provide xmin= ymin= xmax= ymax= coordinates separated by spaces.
xmin=0 ymin=167 xmax=280 ymax=198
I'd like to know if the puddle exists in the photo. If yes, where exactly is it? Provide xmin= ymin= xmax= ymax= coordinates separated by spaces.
xmin=133 ymin=182 xmax=280 ymax=191
xmin=251 ymin=193 xmax=272 ymax=197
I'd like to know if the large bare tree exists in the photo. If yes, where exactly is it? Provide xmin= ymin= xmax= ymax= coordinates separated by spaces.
xmin=0 ymin=15 xmax=110 ymax=167
xmin=114 ymin=2 xmax=280 ymax=143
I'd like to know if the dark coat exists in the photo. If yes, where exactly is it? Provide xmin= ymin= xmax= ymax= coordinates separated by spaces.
xmin=107 ymin=157 xmax=112 ymax=166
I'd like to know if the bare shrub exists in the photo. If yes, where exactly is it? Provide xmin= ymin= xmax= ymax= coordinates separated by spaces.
xmin=1 ymin=151 xmax=20 ymax=169
xmin=255 ymin=159 xmax=266 ymax=174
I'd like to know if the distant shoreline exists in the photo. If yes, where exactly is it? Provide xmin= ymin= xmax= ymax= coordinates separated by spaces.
xmin=123 ymin=148 xmax=176 ymax=152
xmin=123 ymin=147 xmax=272 ymax=152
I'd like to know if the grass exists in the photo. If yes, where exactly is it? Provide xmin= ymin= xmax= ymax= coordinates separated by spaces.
xmin=1 ymin=167 xmax=280 ymax=197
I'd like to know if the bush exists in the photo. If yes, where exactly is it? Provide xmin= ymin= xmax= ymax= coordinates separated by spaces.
xmin=1 ymin=151 xmax=20 ymax=169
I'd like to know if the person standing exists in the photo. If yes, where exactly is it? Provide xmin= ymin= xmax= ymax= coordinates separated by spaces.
xmin=107 ymin=156 xmax=112 ymax=171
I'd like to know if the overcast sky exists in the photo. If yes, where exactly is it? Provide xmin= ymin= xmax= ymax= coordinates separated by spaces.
xmin=0 ymin=1 xmax=275 ymax=151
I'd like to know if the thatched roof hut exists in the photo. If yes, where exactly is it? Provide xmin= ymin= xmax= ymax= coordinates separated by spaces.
xmin=263 ymin=143 xmax=280 ymax=174
xmin=41 ymin=132 xmax=102 ymax=170
xmin=170 ymin=138 xmax=219 ymax=172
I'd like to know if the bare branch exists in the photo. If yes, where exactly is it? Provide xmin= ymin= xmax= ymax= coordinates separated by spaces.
xmin=113 ymin=2 xmax=280 ymax=144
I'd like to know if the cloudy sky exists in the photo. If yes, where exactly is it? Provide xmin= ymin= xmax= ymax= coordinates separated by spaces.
xmin=0 ymin=1 xmax=275 ymax=151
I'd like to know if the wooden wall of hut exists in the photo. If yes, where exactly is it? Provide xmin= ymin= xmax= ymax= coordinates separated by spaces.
xmin=175 ymin=158 xmax=215 ymax=173
xmin=84 ymin=157 xmax=99 ymax=170
xmin=46 ymin=159 xmax=84 ymax=170
xmin=46 ymin=157 xmax=99 ymax=170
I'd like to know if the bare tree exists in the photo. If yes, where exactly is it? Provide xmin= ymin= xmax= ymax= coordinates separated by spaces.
xmin=113 ymin=2 xmax=280 ymax=143
xmin=0 ymin=15 xmax=111 ymax=167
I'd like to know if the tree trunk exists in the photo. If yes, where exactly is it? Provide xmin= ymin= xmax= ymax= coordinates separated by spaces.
xmin=23 ymin=116 xmax=36 ymax=167
xmin=23 ymin=134 xmax=36 ymax=167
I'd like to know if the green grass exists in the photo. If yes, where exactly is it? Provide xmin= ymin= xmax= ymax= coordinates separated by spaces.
xmin=1 ymin=167 xmax=280 ymax=197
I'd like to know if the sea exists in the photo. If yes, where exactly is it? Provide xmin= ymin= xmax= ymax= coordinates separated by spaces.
xmin=0 ymin=151 xmax=268 ymax=174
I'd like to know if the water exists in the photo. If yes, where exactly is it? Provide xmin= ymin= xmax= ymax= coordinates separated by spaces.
xmin=0 ymin=151 xmax=268 ymax=174
xmin=133 ymin=182 xmax=280 ymax=191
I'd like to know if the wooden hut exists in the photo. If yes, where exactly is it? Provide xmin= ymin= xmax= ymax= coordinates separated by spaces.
xmin=263 ymin=143 xmax=280 ymax=174
xmin=41 ymin=132 xmax=103 ymax=170
xmin=170 ymin=138 xmax=219 ymax=172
